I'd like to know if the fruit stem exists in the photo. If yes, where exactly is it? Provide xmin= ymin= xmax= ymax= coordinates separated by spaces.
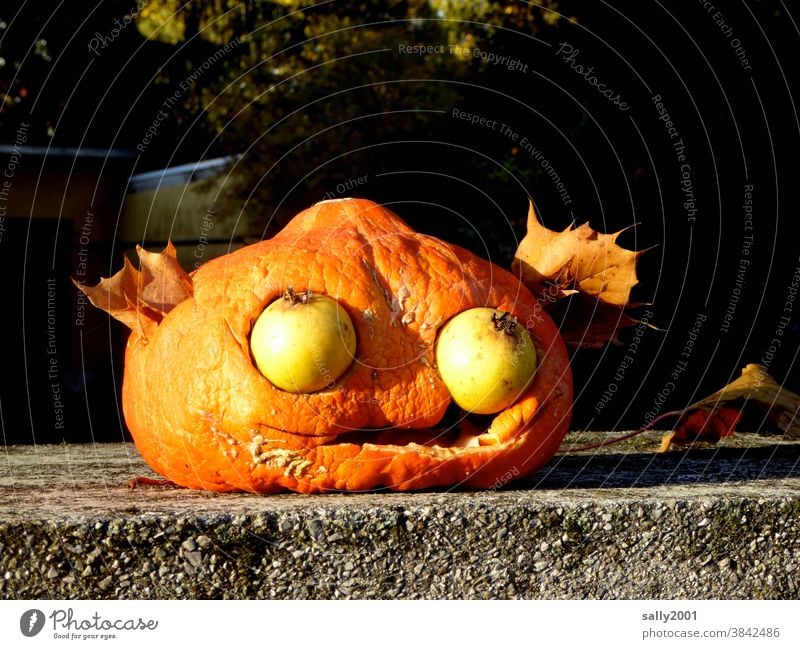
xmin=491 ymin=311 xmax=518 ymax=336
xmin=284 ymin=287 xmax=312 ymax=305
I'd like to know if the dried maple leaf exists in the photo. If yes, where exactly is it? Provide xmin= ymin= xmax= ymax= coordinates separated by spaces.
xmin=135 ymin=243 xmax=193 ymax=317
xmin=73 ymin=242 xmax=193 ymax=340
xmin=512 ymin=201 xmax=645 ymax=306
xmin=512 ymin=201 xmax=651 ymax=348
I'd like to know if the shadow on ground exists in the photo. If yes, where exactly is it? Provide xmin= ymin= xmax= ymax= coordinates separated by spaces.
xmin=528 ymin=441 xmax=800 ymax=490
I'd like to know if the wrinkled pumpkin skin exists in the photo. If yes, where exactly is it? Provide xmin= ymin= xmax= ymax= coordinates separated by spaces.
xmin=122 ymin=198 xmax=572 ymax=492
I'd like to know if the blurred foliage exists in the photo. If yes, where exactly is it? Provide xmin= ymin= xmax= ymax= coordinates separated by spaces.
xmin=0 ymin=1 xmax=177 ymax=145
xmin=0 ymin=0 xmax=566 ymax=254
xmin=132 ymin=0 xmax=562 ymax=237
xmin=137 ymin=0 xmax=187 ymax=44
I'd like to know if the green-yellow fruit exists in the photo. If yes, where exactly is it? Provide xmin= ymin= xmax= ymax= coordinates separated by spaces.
xmin=435 ymin=307 xmax=537 ymax=414
xmin=250 ymin=290 xmax=356 ymax=393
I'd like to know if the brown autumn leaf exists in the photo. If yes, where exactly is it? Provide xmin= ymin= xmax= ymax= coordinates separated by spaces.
xmin=73 ymin=242 xmax=193 ymax=340
xmin=136 ymin=243 xmax=193 ymax=316
xmin=544 ymin=293 xmax=642 ymax=349
xmin=512 ymin=201 xmax=643 ymax=305
xmin=512 ymin=200 xmax=651 ymax=348
xmin=659 ymin=364 xmax=800 ymax=451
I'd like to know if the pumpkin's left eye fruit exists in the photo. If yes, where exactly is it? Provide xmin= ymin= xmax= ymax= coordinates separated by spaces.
xmin=435 ymin=307 xmax=537 ymax=414
xmin=250 ymin=290 xmax=357 ymax=393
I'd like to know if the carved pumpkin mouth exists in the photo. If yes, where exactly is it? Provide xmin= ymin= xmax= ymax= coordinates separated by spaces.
xmin=78 ymin=198 xmax=572 ymax=493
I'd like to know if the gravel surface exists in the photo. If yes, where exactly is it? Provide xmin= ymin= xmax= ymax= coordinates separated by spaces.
xmin=1 ymin=433 xmax=799 ymax=599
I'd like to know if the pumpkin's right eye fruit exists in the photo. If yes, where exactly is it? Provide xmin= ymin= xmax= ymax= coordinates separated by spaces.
xmin=250 ymin=289 xmax=357 ymax=393
xmin=434 ymin=307 xmax=538 ymax=414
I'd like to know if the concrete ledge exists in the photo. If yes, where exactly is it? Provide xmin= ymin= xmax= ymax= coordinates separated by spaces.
xmin=1 ymin=433 xmax=799 ymax=599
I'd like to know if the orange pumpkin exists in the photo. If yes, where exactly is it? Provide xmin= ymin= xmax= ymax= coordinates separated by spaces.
xmin=83 ymin=198 xmax=572 ymax=492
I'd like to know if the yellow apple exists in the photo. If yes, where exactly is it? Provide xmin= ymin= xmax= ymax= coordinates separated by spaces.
xmin=250 ymin=289 xmax=356 ymax=393
xmin=435 ymin=308 xmax=537 ymax=414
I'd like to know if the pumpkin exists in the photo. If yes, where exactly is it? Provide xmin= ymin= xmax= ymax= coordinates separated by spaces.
xmin=80 ymin=198 xmax=572 ymax=493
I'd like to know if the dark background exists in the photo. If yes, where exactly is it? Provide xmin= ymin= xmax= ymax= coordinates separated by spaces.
xmin=1 ymin=0 xmax=798 ymax=444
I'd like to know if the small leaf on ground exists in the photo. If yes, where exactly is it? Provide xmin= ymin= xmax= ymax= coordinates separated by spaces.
xmin=561 ymin=364 xmax=799 ymax=454
xmin=658 ymin=407 xmax=743 ymax=452
xmin=659 ymin=364 xmax=800 ymax=451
